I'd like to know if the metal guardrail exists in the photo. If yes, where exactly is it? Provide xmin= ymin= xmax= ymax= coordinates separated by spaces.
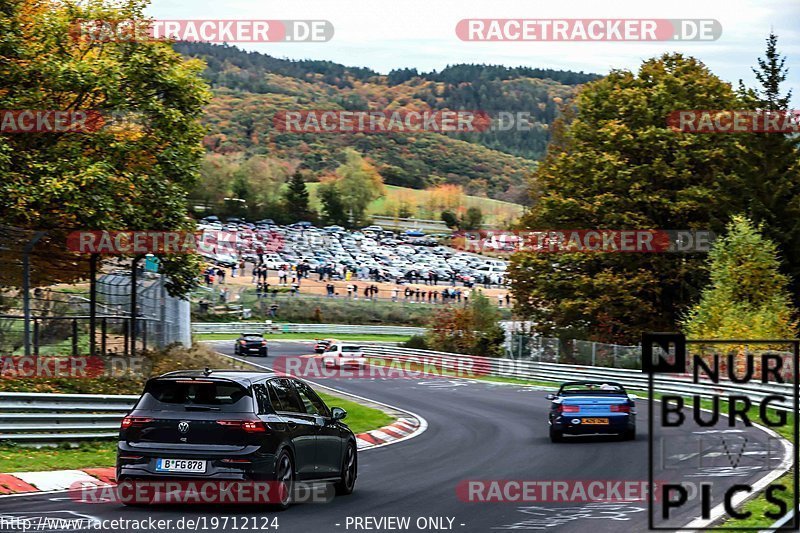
xmin=0 ymin=392 xmax=137 ymax=442
xmin=362 ymin=346 xmax=796 ymax=412
xmin=192 ymin=322 xmax=425 ymax=336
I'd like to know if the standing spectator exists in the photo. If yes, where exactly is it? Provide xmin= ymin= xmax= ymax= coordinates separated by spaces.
xmin=352 ymin=283 xmax=359 ymax=299
xmin=269 ymin=302 xmax=279 ymax=318
xmin=505 ymin=293 xmax=511 ymax=307
xmin=363 ymin=286 xmax=370 ymax=299
xmin=347 ymin=284 xmax=354 ymax=299
xmin=252 ymin=264 xmax=258 ymax=284
xmin=231 ymin=262 xmax=238 ymax=278
xmin=279 ymin=266 xmax=288 ymax=286
xmin=497 ymin=293 xmax=504 ymax=307
xmin=433 ymin=290 xmax=439 ymax=303
xmin=239 ymin=258 xmax=246 ymax=276
xmin=456 ymin=289 xmax=462 ymax=303
xmin=463 ymin=288 xmax=470 ymax=306
xmin=217 ymin=267 xmax=226 ymax=284
xmin=291 ymin=281 xmax=300 ymax=295
xmin=391 ymin=287 xmax=399 ymax=302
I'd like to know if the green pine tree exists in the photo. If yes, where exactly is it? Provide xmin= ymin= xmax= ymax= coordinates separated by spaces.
xmin=283 ymin=170 xmax=314 ymax=222
xmin=732 ymin=33 xmax=800 ymax=298
xmin=682 ymin=216 xmax=797 ymax=339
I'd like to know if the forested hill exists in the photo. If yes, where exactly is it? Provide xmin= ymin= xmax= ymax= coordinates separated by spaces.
xmin=175 ymin=42 xmax=601 ymax=202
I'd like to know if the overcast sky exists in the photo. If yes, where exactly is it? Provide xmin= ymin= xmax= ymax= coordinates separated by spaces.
xmin=148 ymin=0 xmax=800 ymax=103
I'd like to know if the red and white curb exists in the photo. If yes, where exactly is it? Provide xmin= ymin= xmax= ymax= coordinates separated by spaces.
xmin=0 ymin=467 xmax=115 ymax=497
xmin=355 ymin=417 xmax=421 ymax=449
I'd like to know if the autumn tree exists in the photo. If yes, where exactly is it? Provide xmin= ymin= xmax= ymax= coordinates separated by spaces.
xmin=0 ymin=0 xmax=210 ymax=294
xmin=510 ymin=54 xmax=745 ymax=343
xmin=318 ymin=150 xmax=384 ymax=228
xmin=682 ymin=216 xmax=797 ymax=339
xmin=427 ymin=291 xmax=505 ymax=356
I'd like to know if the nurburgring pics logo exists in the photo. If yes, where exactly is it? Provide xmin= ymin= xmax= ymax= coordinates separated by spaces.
xmin=667 ymin=110 xmax=800 ymax=133
xmin=456 ymin=19 xmax=721 ymax=41
xmin=643 ymin=333 xmax=798 ymax=530
xmin=70 ymin=19 xmax=333 ymax=43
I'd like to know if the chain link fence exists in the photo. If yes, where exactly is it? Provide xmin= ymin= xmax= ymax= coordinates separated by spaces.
xmin=0 ymin=225 xmax=190 ymax=357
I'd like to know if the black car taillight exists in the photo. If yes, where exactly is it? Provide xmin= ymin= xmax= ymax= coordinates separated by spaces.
xmin=121 ymin=416 xmax=153 ymax=429
xmin=216 ymin=419 xmax=267 ymax=433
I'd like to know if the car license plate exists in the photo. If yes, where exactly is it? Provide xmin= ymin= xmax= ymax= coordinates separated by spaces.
xmin=582 ymin=418 xmax=609 ymax=425
xmin=155 ymin=459 xmax=207 ymax=473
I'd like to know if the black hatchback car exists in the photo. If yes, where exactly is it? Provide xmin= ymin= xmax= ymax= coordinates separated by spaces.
xmin=234 ymin=334 xmax=268 ymax=357
xmin=117 ymin=370 xmax=357 ymax=509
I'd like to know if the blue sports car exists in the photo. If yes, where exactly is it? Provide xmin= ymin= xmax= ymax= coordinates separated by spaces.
xmin=546 ymin=381 xmax=636 ymax=442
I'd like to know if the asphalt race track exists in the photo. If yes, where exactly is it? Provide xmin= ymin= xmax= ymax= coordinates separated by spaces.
xmin=0 ymin=341 xmax=787 ymax=533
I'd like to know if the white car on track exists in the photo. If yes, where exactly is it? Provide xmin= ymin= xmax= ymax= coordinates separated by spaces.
xmin=323 ymin=344 xmax=367 ymax=369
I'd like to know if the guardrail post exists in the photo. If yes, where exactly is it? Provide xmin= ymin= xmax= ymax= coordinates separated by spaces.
xmin=141 ymin=319 xmax=147 ymax=353
xmin=33 ymin=320 xmax=39 ymax=356
xmin=22 ymin=231 xmax=46 ymax=357
xmin=101 ymin=318 xmax=107 ymax=355
xmin=72 ymin=318 xmax=79 ymax=356
xmin=591 ymin=342 xmax=596 ymax=366
xmin=89 ymin=254 xmax=98 ymax=356
xmin=122 ymin=320 xmax=129 ymax=357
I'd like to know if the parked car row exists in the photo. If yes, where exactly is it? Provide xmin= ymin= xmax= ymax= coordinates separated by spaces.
xmin=197 ymin=217 xmax=508 ymax=286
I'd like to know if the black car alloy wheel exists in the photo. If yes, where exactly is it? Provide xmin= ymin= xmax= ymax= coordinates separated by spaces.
xmin=273 ymin=450 xmax=294 ymax=510
xmin=336 ymin=443 xmax=357 ymax=495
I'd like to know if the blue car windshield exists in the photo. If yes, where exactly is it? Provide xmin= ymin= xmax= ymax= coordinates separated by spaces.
xmin=561 ymin=383 xmax=625 ymax=395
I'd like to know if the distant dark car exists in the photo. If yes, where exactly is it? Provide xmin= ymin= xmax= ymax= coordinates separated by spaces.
xmin=117 ymin=370 xmax=358 ymax=509
xmin=234 ymin=334 xmax=268 ymax=357
xmin=546 ymin=381 xmax=636 ymax=442
xmin=314 ymin=338 xmax=337 ymax=354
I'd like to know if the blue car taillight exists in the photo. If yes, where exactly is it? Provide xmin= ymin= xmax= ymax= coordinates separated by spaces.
xmin=609 ymin=404 xmax=631 ymax=413
xmin=557 ymin=405 xmax=579 ymax=413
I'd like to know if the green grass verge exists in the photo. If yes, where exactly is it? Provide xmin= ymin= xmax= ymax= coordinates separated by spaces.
xmin=196 ymin=333 xmax=411 ymax=343
xmin=316 ymin=392 xmax=395 ymax=435
xmin=0 ymin=441 xmax=117 ymax=472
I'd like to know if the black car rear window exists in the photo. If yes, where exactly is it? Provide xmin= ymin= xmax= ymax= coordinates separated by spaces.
xmin=137 ymin=380 xmax=254 ymax=413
